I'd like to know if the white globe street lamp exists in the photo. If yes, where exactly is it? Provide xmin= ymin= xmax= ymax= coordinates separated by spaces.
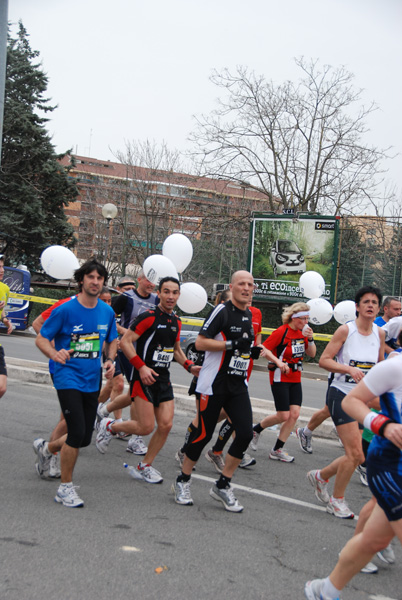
xmin=101 ymin=203 xmax=117 ymax=261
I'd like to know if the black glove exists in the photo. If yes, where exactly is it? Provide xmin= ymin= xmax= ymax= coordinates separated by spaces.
xmin=226 ymin=337 xmax=252 ymax=353
xmin=250 ymin=346 xmax=262 ymax=360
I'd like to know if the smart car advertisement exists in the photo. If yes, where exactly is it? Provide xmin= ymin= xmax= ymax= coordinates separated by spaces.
xmin=248 ymin=214 xmax=340 ymax=303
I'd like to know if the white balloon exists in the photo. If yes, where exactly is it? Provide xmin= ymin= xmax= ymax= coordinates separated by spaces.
xmin=299 ymin=271 xmax=326 ymax=299
xmin=142 ymin=254 xmax=178 ymax=285
xmin=177 ymin=282 xmax=208 ymax=314
xmin=307 ymin=298 xmax=333 ymax=325
xmin=40 ymin=246 xmax=80 ymax=280
xmin=162 ymin=233 xmax=193 ymax=273
xmin=333 ymin=300 xmax=356 ymax=324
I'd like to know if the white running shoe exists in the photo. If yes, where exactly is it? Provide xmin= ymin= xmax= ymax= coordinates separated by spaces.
xmin=126 ymin=435 xmax=148 ymax=455
xmin=249 ymin=430 xmax=260 ymax=451
xmin=304 ymin=579 xmax=339 ymax=600
xmin=33 ymin=438 xmax=52 ymax=479
xmin=326 ymin=496 xmax=354 ymax=519
xmin=175 ymin=448 xmax=185 ymax=467
xmin=205 ymin=449 xmax=225 ymax=473
xmin=377 ymin=542 xmax=395 ymax=564
xmin=269 ymin=448 xmax=294 ymax=462
xmin=95 ymin=419 xmax=115 ymax=454
xmin=171 ymin=480 xmax=193 ymax=505
xmin=355 ymin=464 xmax=368 ymax=486
xmin=239 ymin=453 xmax=256 ymax=468
xmin=210 ymin=483 xmax=243 ymax=512
xmin=296 ymin=427 xmax=313 ymax=454
xmin=307 ymin=470 xmax=330 ymax=504
xmin=130 ymin=463 xmax=163 ymax=484
xmin=55 ymin=484 xmax=84 ymax=508
xmin=360 ymin=561 xmax=378 ymax=574
xmin=95 ymin=402 xmax=110 ymax=431
xmin=49 ymin=453 xmax=61 ymax=478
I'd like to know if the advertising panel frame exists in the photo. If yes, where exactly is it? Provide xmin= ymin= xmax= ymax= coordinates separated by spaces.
xmin=247 ymin=213 xmax=340 ymax=304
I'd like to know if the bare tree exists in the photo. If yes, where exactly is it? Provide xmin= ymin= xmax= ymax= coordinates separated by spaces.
xmin=113 ymin=140 xmax=198 ymax=270
xmin=190 ymin=58 xmax=393 ymax=215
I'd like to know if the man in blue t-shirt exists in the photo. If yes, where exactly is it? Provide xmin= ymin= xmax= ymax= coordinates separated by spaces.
xmin=375 ymin=296 xmax=401 ymax=355
xmin=374 ymin=296 xmax=401 ymax=327
xmin=35 ymin=259 xmax=118 ymax=508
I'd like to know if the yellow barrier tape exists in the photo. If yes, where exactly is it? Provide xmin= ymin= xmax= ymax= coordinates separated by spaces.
xmin=180 ymin=317 xmax=333 ymax=342
xmin=9 ymin=292 xmax=58 ymax=305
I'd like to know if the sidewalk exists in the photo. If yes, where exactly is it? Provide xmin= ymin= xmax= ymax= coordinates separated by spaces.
xmin=6 ymin=357 xmax=337 ymax=441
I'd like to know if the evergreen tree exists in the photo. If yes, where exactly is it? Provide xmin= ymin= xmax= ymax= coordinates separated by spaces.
xmin=0 ymin=22 xmax=77 ymax=269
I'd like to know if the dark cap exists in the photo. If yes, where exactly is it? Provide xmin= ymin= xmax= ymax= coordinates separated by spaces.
xmin=116 ymin=276 xmax=136 ymax=288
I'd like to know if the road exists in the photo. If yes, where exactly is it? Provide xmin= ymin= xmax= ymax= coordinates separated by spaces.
xmin=0 ymin=354 xmax=400 ymax=599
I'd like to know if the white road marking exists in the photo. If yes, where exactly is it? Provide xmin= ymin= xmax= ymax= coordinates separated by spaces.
xmin=192 ymin=473 xmax=358 ymax=517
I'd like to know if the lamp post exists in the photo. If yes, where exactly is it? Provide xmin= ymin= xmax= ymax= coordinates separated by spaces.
xmin=102 ymin=203 xmax=117 ymax=262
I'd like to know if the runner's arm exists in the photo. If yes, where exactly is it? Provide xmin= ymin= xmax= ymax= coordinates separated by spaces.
xmin=195 ymin=334 xmax=226 ymax=352
xmin=377 ymin=327 xmax=385 ymax=362
xmin=103 ymin=338 xmax=117 ymax=379
xmin=119 ymin=328 xmax=140 ymax=361
xmin=342 ymin=380 xmax=402 ymax=449
xmin=35 ymin=333 xmax=73 ymax=364
xmin=32 ymin=315 xmax=45 ymax=334
xmin=173 ymin=341 xmax=201 ymax=376
xmin=119 ymin=326 xmax=158 ymax=385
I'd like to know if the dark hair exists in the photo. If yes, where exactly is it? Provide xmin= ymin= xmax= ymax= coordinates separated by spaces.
xmin=74 ymin=258 xmax=108 ymax=292
xmin=100 ymin=286 xmax=110 ymax=295
xmin=158 ymin=276 xmax=180 ymax=291
xmin=215 ymin=289 xmax=231 ymax=305
xmin=382 ymin=296 xmax=399 ymax=309
xmin=354 ymin=285 xmax=382 ymax=306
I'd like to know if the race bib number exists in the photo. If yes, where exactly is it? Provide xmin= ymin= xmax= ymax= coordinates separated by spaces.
xmin=227 ymin=353 xmax=250 ymax=377
xmin=152 ymin=347 xmax=174 ymax=367
xmin=291 ymin=338 xmax=305 ymax=358
xmin=70 ymin=332 xmax=100 ymax=359
xmin=345 ymin=360 xmax=375 ymax=383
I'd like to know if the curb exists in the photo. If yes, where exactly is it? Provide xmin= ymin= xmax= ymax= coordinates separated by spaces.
xmin=6 ymin=357 xmax=336 ymax=441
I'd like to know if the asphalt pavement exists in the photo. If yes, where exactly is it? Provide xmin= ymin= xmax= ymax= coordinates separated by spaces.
xmin=1 ymin=379 xmax=401 ymax=600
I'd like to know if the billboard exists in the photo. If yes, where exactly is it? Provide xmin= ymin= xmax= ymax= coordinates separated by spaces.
xmin=248 ymin=214 xmax=340 ymax=303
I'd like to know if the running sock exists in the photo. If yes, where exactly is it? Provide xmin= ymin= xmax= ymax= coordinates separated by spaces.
xmin=304 ymin=427 xmax=313 ymax=437
xmin=107 ymin=420 xmax=117 ymax=435
xmin=317 ymin=470 xmax=329 ymax=483
xmin=60 ymin=482 xmax=72 ymax=488
xmin=253 ymin=423 xmax=264 ymax=434
xmin=216 ymin=474 xmax=231 ymax=489
xmin=321 ymin=577 xmax=341 ymax=600
xmin=213 ymin=420 xmax=233 ymax=453
xmin=273 ymin=439 xmax=285 ymax=451
xmin=181 ymin=422 xmax=197 ymax=453
xmin=177 ymin=472 xmax=191 ymax=483
xmin=43 ymin=442 xmax=52 ymax=457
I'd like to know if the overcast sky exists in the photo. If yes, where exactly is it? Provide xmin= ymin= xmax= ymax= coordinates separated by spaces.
xmin=8 ymin=0 xmax=402 ymax=199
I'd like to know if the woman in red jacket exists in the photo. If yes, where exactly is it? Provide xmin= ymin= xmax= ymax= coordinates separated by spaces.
xmin=250 ymin=302 xmax=316 ymax=462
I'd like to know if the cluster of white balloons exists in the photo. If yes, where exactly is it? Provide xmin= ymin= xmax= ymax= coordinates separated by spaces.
xmin=40 ymin=245 xmax=80 ymax=280
xmin=143 ymin=233 xmax=208 ymax=314
xmin=299 ymin=271 xmax=356 ymax=325
xmin=40 ymin=235 xmax=209 ymax=314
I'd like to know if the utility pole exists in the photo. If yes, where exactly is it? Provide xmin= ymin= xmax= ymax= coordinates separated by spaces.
xmin=0 ymin=0 xmax=9 ymax=168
